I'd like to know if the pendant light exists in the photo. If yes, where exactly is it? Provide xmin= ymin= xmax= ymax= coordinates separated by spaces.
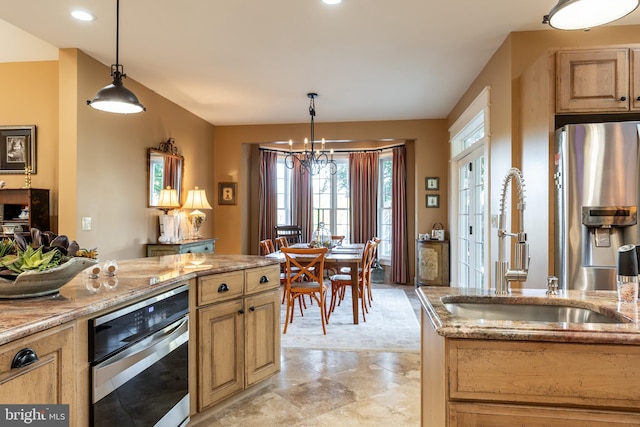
xmin=87 ymin=0 xmax=145 ymax=114
xmin=284 ymin=93 xmax=337 ymax=175
xmin=542 ymin=0 xmax=639 ymax=30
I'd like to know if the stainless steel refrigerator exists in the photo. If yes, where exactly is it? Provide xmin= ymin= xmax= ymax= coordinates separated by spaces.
xmin=554 ymin=121 xmax=640 ymax=291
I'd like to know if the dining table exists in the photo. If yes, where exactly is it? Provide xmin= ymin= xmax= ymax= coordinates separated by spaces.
xmin=265 ymin=243 xmax=365 ymax=324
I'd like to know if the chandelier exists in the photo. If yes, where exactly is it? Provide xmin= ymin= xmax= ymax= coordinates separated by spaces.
xmin=285 ymin=93 xmax=337 ymax=175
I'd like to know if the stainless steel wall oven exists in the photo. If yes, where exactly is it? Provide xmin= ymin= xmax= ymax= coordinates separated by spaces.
xmin=89 ymin=284 xmax=190 ymax=427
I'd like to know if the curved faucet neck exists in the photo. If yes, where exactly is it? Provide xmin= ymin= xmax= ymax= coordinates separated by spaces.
xmin=495 ymin=167 xmax=529 ymax=294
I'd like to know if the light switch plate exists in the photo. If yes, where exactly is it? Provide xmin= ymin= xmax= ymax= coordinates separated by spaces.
xmin=81 ymin=217 xmax=92 ymax=231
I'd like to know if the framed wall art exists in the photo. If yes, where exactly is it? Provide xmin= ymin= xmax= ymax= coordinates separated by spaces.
xmin=426 ymin=194 xmax=440 ymax=208
xmin=425 ymin=176 xmax=439 ymax=191
xmin=218 ymin=182 xmax=237 ymax=205
xmin=0 ymin=125 xmax=36 ymax=174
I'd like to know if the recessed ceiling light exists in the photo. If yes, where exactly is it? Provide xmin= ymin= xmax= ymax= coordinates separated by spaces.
xmin=323 ymin=0 xmax=342 ymax=4
xmin=71 ymin=10 xmax=96 ymax=22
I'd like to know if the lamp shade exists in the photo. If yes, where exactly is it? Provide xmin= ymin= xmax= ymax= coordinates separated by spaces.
xmin=157 ymin=186 xmax=180 ymax=208
xmin=182 ymin=187 xmax=212 ymax=210
xmin=543 ymin=0 xmax=639 ymax=30
xmin=87 ymin=77 xmax=146 ymax=114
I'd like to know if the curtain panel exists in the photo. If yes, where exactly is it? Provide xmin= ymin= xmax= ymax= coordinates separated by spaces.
xmin=291 ymin=159 xmax=313 ymax=242
xmin=349 ymin=152 xmax=379 ymax=243
xmin=392 ymin=146 xmax=410 ymax=283
xmin=258 ymin=151 xmax=278 ymax=246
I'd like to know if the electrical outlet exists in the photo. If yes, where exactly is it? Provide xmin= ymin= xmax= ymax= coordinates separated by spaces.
xmin=82 ymin=217 xmax=92 ymax=231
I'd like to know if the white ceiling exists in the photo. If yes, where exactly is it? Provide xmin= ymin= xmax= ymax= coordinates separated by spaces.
xmin=0 ymin=1 xmax=639 ymax=126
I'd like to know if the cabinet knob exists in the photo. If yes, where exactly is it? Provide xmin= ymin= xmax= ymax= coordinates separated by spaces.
xmin=217 ymin=283 xmax=229 ymax=293
xmin=238 ymin=308 xmax=245 ymax=315
xmin=249 ymin=306 xmax=256 ymax=312
xmin=620 ymin=96 xmax=627 ymax=101
xmin=11 ymin=348 xmax=38 ymax=369
xmin=637 ymin=96 xmax=640 ymax=101
xmin=259 ymin=275 xmax=269 ymax=284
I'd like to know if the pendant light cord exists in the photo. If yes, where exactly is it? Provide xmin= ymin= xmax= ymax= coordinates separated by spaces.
xmin=115 ymin=0 xmax=120 ymax=68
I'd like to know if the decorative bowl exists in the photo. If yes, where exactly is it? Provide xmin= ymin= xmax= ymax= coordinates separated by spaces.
xmin=0 ymin=257 xmax=99 ymax=299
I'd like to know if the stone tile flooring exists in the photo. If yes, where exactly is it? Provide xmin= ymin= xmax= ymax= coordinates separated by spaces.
xmin=189 ymin=284 xmax=421 ymax=426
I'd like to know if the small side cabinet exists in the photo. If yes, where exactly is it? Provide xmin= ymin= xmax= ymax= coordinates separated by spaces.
xmin=416 ymin=239 xmax=449 ymax=286
xmin=146 ymin=238 xmax=217 ymax=257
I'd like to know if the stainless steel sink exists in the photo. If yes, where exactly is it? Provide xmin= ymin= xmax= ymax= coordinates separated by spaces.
xmin=443 ymin=300 xmax=628 ymax=324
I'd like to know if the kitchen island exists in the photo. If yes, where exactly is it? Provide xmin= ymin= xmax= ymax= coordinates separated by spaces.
xmin=417 ymin=286 xmax=640 ymax=426
xmin=0 ymin=253 xmax=281 ymax=426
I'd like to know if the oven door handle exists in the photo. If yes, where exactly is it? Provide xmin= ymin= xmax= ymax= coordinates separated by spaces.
xmin=92 ymin=315 xmax=189 ymax=403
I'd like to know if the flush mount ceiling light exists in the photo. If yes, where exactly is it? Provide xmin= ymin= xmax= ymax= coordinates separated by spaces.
xmin=87 ymin=0 xmax=145 ymax=114
xmin=542 ymin=0 xmax=639 ymax=30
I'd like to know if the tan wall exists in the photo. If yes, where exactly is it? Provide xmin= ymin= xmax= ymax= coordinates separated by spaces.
xmin=213 ymin=119 xmax=449 ymax=283
xmin=0 ymin=61 xmax=59 ymax=226
xmin=1 ymin=49 xmax=215 ymax=260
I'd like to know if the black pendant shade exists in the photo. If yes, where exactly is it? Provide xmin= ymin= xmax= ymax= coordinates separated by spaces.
xmin=87 ymin=0 xmax=145 ymax=114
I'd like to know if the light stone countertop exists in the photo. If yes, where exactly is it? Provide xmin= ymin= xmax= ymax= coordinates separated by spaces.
xmin=0 ymin=254 xmax=279 ymax=346
xmin=416 ymin=286 xmax=640 ymax=345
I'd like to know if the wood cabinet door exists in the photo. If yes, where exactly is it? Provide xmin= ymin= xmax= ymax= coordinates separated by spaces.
xmin=244 ymin=290 xmax=280 ymax=386
xmin=198 ymin=298 xmax=244 ymax=410
xmin=556 ymin=49 xmax=629 ymax=113
xmin=632 ymin=48 xmax=640 ymax=111
xmin=0 ymin=324 xmax=74 ymax=413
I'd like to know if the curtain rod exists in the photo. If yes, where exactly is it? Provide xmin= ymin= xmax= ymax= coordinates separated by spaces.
xmin=259 ymin=142 xmax=405 ymax=154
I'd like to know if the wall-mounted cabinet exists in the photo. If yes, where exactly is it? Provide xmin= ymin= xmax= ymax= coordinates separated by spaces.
xmin=556 ymin=48 xmax=640 ymax=114
xmin=0 ymin=188 xmax=49 ymax=235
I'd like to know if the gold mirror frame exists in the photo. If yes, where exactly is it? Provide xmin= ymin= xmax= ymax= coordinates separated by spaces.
xmin=147 ymin=139 xmax=184 ymax=208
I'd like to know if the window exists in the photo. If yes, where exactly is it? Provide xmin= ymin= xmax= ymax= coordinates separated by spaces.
xmin=275 ymin=160 xmax=293 ymax=225
xmin=377 ymin=154 xmax=392 ymax=261
xmin=449 ymin=86 xmax=490 ymax=289
xmin=311 ymin=158 xmax=350 ymax=241
xmin=275 ymin=151 xmax=392 ymax=256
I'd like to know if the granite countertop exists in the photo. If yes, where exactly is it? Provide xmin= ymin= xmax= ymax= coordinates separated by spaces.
xmin=417 ymin=286 xmax=640 ymax=345
xmin=0 ymin=254 xmax=279 ymax=346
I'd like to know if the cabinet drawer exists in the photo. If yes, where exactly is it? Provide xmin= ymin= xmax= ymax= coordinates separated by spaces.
xmin=449 ymin=339 xmax=640 ymax=410
xmin=449 ymin=402 xmax=640 ymax=426
xmin=245 ymin=265 xmax=280 ymax=295
xmin=198 ymin=271 xmax=244 ymax=305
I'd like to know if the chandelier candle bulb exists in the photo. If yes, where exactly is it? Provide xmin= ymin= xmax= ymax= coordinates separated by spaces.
xmin=289 ymin=139 xmax=292 ymax=152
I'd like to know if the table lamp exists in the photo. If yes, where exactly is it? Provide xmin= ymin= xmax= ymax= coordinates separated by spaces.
xmin=182 ymin=186 xmax=212 ymax=239
xmin=157 ymin=186 xmax=180 ymax=213
xmin=157 ymin=186 xmax=181 ymax=243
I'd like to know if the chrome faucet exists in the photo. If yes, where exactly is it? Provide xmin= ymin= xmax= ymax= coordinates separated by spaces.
xmin=495 ymin=167 xmax=530 ymax=294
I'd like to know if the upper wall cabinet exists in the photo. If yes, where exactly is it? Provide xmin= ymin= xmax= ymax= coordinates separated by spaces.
xmin=556 ymin=48 xmax=640 ymax=114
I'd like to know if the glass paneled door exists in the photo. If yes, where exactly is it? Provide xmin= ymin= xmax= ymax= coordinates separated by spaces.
xmin=457 ymin=150 xmax=485 ymax=288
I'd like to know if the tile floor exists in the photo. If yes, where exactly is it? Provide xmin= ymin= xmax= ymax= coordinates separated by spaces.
xmin=189 ymin=284 xmax=421 ymax=426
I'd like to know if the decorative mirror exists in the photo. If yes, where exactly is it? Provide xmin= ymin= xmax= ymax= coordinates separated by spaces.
xmin=148 ymin=138 xmax=184 ymax=208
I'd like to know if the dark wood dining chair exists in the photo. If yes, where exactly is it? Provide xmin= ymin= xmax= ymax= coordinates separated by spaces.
xmin=281 ymin=247 xmax=329 ymax=334
xmin=275 ymin=225 xmax=303 ymax=244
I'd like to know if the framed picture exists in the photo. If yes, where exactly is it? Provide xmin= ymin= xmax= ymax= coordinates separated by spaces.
xmin=425 ymin=177 xmax=439 ymax=191
xmin=0 ymin=125 xmax=36 ymax=174
xmin=426 ymin=194 xmax=440 ymax=208
xmin=218 ymin=182 xmax=237 ymax=205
